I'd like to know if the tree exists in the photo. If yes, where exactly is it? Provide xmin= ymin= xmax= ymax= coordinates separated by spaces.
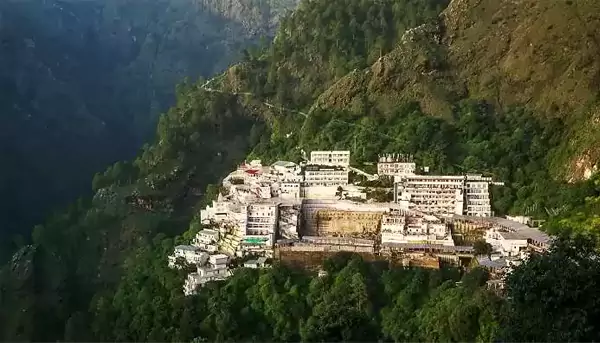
xmin=501 ymin=233 xmax=600 ymax=342
xmin=473 ymin=240 xmax=493 ymax=257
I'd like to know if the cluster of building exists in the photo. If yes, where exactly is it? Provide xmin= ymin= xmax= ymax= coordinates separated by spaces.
xmin=474 ymin=215 xmax=550 ymax=291
xmin=169 ymin=150 xmax=551 ymax=295
xmin=376 ymin=154 xmax=504 ymax=217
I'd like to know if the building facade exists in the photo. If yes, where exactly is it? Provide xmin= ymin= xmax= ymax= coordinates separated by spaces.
xmin=381 ymin=214 xmax=452 ymax=245
xmin=183 ymin=256 xmax=230 ymax=296
xmin=304 ymin=165 xmax=349 ymax=187
xmin=193 ymin=229 xmax=220 ymax=252
xmin=309 ymin=150 xmax=351 ymax=166
xmin=168 ymin=245 xmax=209 ymax=268
xmin=394 ymin=174 xmax=501 ymax=217
xmin=377 ymin=154 xmax=416 ymax=177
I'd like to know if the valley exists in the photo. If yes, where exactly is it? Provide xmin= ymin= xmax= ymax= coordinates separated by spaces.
xmin=0 ymin=0 xmax=299 ymax=256
xmin=0 ymin=0 xmax=600 ymax=341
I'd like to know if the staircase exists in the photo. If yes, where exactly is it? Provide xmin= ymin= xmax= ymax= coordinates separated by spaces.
xmin=218 ymin=228 xmax=243 ymax=256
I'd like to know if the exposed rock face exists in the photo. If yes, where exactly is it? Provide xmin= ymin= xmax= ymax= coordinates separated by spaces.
xmin=200 ymin=0 xmax=300 ymax=34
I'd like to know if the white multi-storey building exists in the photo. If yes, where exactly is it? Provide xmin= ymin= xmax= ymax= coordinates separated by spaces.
xmin=279 ymin=182 xmax=301 ymax=199
xmin=309 ymin=150 xmax=351 ymax=166
xmin=238 ymin=202 xmax=279 ymax=257
xmin=464 ymin=174 xmax=498 ymax=217
xmin=193 ymin=229 xmax=220 ymax=252
xmin=380 ymin=214 xmax=452 ymax=245
xmin=200 ymin=198 xmax=230 ymax=224
xmin=304 ymin=165 xmax=349 ymax=187
xmin=168 ymin=245 xmax=209 ymax=268
xmin=394 ymin=175 xmax=465 ymax=216
xmin=394 ymin=174 xmax=502 ymax=217
xmin=377 ymin=154 xmax=416 ymax=177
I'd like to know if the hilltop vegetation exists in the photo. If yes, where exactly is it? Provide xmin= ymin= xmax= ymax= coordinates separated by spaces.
xmin=1 ymin=0 xmax=600 ymax=341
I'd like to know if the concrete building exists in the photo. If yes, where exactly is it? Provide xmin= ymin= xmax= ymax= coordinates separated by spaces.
xmin=381 ymin=214 xmax=453 ymax=245
xmin=394 ymin=174 xmax=502 ymax=217
xmin=304 ymin=165 xmax=349 ymax=187
xmin=168 ymin=245 xmax=209 ymax=268
xmin=452 ymin=215 xmax=551 ymax=252
xmin=193 ymin=229 xmax=220 ymax=252
xmin=243 ymin=256 xmax=269 ymax=268
xmin=271 ymin=161 xmax=299 ymax=174
xmin=238 ymin=201 xmax=279 ymax=257
xmin=485 ymin=228 xmax=530 ymax=257
xmin=464 ymin=174 xmax=498 ymax=216
xmin=200 ymin=198 xmax=231 ymax=224
xmin=309 ymin=150 xmax=351 ymax=166
xmin=394 ymin=175 xmax=465 ymax=216
xmin=209 ymin=253 xmax=229 ymax=266
xmin=377 ymin=154 xmax=416 ymax=177
xmin=279 ymin=182 xmax=301 ymax=199
xmin=183 ymin=254 xmax=230 ymax=296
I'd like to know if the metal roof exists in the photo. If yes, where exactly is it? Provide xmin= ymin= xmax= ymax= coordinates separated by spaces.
xmin=452 ymin=215 xmax=550 ymax=245
xmin=272 ymin=161 xmax=297 ymax=168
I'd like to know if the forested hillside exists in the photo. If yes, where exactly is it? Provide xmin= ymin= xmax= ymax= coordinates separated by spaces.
xmin=1 ymin=0 xmax=600 ymax=341
xmin=0 ymin=0 xmax=298 ymax=258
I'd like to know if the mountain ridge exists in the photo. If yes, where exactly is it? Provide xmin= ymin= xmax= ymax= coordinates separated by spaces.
xmin=1 ymin=0 xmax=600 ymax=340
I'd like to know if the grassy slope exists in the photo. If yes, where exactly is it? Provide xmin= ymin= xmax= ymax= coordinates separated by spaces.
xmin=308 ymin=0 xmax=600 ymax=181
xmin=443 ymin=0 xmax=600 ymax=180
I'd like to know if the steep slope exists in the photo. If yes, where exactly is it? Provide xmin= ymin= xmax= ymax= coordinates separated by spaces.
xmin=313 ymin=0 xmax=600 ymax=180
xmin=442 ymin=0 xmax=600 ymax=180
xmin=0 ymin=0 xmax=298 ymax=255
xmin=1 ymin=0 xmax=600 ymax=341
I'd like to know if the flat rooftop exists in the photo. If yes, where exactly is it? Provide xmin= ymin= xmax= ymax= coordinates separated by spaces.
xmin=452 ymin=215 xmax=550 ymax=245
xmin=175 ymin=245 xmax=200 ymax=252
xmin=498 ymin=230 xmax=528 ymax=240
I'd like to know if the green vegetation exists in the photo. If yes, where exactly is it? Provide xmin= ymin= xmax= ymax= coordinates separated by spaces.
xmin=0 ymin=0 xmax=297 ymax=261
xmin=1 ymin=0 xmax=600 ymax=341
xmin=5 ymin=234 xmax=599 ymax=342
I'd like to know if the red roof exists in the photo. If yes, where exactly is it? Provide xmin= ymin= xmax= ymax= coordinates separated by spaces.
xmin=244 ymin=169 xmax=260 ymax=175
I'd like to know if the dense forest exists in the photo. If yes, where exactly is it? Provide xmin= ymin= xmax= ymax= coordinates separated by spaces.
xmin=0 ymin=0 xmax=298 ymax=260
xmin=1 ymin=0 xmax=600 ymax=341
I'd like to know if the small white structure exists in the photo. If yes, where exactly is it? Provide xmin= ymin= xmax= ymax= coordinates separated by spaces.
xmin=271 ymin=161 xmax=298 ymax=174
xmin=193 ymin=229 xmax=220 ymax=252
xmin=200 ymin=197 xmax=231 ymax=224
xmin=209 ymin=253 xmax=229 ymax=266
xmin=342 ymin=185 xmax=367 ymax=200
xmin=243 ymin=256 xmax=269 ymax=269
xmin=505 ymin=215 xmax=532 ymax=225
xmin=301 ymin=185 xmax=339 ymax=199
xmin=169 ymin=245 xmax=209 ymax=268
xmin=485 ymin=228 xmax=529 ymax=257
xmin=309 ymin=150 xmax=350 ymax=167
xmin=183 ymin=254 xmax=231 ymax=296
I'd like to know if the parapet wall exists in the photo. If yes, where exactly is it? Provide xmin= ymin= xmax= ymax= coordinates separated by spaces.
xmin=275 ymin=249 xmax=377 ymax=270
